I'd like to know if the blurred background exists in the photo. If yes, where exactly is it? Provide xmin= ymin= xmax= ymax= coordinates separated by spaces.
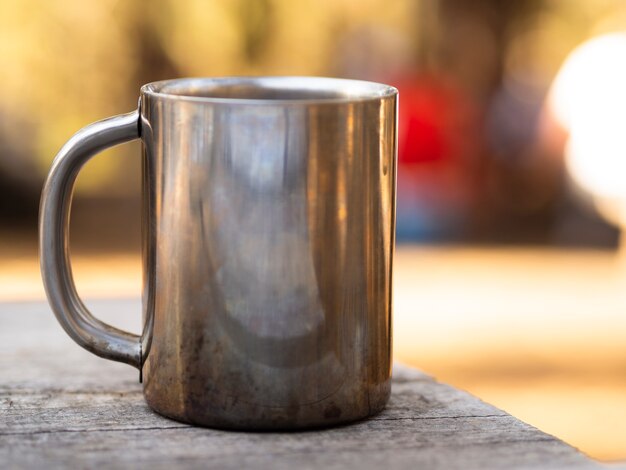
xmin=1 ymin=0 xmax=625 ymax=462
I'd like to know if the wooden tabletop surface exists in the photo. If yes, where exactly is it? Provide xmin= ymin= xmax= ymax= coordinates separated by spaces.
xmin=2 ymin=246 xmax=626 ymax=461
xmin=0 ymin=299 xmax=601 ymax=469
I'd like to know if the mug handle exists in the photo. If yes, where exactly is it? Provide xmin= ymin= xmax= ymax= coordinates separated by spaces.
xmin=39 ymin=110 xmax=142 ymax=369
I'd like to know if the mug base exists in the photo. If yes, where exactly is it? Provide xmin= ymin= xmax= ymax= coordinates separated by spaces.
xmin=143 ymin=382 xmax=391 ymax=431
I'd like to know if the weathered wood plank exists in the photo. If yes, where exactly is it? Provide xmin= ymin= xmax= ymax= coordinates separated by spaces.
xmin=0 ymin=300 xmax=600 ymax=469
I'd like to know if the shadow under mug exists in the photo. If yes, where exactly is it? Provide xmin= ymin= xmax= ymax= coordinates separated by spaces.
xmin=39 ymin=76 xmax=398 ymax=430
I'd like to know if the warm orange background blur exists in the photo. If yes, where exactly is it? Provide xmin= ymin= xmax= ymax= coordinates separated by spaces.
xmin=1 ymin=0 xmax=626 ymax=462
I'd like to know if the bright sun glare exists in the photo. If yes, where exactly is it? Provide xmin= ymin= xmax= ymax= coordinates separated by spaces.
xmin=549 ymin=33 xmax=626 ymax=225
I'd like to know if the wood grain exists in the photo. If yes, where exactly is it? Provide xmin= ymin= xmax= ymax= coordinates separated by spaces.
xmin=0 ymin=300 xmax=599 ymax=469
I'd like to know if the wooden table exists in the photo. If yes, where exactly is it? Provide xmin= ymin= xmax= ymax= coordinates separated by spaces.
xmin=0 ymin=300 xmax=600 ymax=469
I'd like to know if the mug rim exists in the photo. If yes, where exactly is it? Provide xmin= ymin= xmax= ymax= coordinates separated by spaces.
xmin=141 ymin=76 xmax=398 ymax=105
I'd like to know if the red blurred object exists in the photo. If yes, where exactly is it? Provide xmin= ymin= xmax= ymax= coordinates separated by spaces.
xmin=390 ymin=73 xmax=483 ymax=239
xmin=395 ymin=73 xmax=480 ymax=166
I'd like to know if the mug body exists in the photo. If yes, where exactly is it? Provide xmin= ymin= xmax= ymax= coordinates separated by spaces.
xmin=139 ymin=77 xmax=397 ymax=429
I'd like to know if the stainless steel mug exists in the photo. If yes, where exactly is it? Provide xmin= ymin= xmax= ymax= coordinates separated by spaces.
xmin=40 ymin=77 xmax=398 ymax=429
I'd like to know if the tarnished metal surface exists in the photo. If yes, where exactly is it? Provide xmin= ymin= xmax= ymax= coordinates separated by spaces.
xmin=41 ymin=77 xmax=397 ymax=430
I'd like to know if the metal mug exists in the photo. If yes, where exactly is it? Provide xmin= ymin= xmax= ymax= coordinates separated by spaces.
xmin=40 ymin=77 xmax=398 ymax=430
